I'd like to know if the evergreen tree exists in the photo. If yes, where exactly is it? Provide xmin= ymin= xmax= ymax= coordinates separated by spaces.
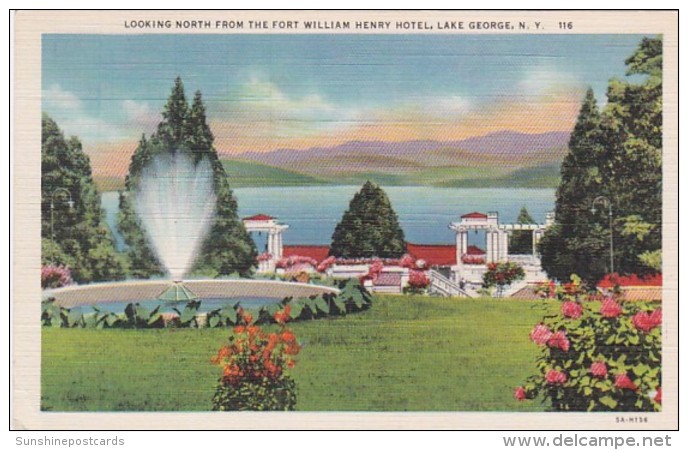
xmin=329 ymin=181 xmax=406 ymax=258
xmin=41 ymin=114 xmax=126 ymax=283
xmin=600 ymin=36 xmax=662 ymax=277
xmin=540 ymin=37 xmax=663 ymax=282
xmin=509 ymin=206 xmax=536 ymax=254
xmin=118 ymin=78 xmax=256 ymax=278
xmin=540 ymin=88 xmax=609 ymax=282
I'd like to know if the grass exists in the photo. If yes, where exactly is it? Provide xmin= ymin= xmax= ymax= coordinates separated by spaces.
xmin=41 ymin=296 xmax=552 ymax=412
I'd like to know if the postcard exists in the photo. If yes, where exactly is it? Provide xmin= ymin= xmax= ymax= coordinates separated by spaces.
xmin=12 ymin=10 xmax=677 ymax=430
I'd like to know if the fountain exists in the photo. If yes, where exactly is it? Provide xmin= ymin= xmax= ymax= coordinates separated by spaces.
xmin=45 ymin=151 xmax=339 ymax=310
xmin=134 ymin=152 xmax=216 ymax=284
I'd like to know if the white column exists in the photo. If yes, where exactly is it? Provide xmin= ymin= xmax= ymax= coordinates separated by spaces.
xmin=501 ymin=230 xmax=509 ymax=261
xmin=485 ymin=230 xmax=493 ymax=263
xmin=461 ymin=231 xmax=468 ymax=256
xmin=267 ymin=231 xmax=275 ymax=257
xmin=276 ymin=231 xmax=283 ymax=258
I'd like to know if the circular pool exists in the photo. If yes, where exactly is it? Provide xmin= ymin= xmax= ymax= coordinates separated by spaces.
xmin=44 ymin=279 xmax=340 ymax=311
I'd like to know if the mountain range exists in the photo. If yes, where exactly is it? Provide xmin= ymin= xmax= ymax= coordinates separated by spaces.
xmin=222 ymin=130 xmax=571 ymax=188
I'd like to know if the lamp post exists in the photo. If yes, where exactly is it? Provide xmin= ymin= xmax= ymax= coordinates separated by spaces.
xmin=50 ymin=188 xmax=74 ymax=262
xmin=591 ymin=196 xmax=614 ymax=275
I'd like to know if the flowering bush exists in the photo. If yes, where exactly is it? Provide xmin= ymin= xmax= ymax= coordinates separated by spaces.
xmin=404 ymin=269 xmax=430 ymax=295
xmin=316 ymin=256 xmax=336 ymax=273
xmin=399 ymin=253 xmax=416 ymax=269
xmin=482 ymin=261 xmax=525 ymax=296
xmin=41 ymin=264 xmax=73 ymax=289
xmin=360 ymin=259 xmax=384 ymax=283
xmin=256 ymin=252 xmax=272 ymax=262
xmin=461 ymin=255 xmax=486 ymax=265
xmin=515 ymin=276 xmax=662 ymax=411
xmin=275 ymin=255 xmax=318 ymax=270
xmin=211 ymin=307 xmax=300 ymax=411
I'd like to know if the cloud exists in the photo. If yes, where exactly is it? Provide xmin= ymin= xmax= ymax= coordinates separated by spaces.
xmin=517 ymin=66 xmax=584 ymax=98
xmin=43 ymin=84 xmax=125 ymax=143
xmin=43 ymin=84 xmax=83 ymax=111
xmin=122 ymin=99 xmax=160 ymax=130
xmin=211 ymin=77 xmax=364 ymax=138
xmin=42 ymin=85 xmax=160 ymax=144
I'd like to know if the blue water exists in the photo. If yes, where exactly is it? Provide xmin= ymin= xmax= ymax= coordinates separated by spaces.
xmin=101 ymin=186 xmax=555 ymax=250
xmin=71 ymin=296 xmax=282 ymax=315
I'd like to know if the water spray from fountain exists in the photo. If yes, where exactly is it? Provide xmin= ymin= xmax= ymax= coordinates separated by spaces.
xmin=133 ymin=152 xmax=217 ymax=298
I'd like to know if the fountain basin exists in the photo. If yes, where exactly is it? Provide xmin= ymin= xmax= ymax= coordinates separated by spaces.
xmin=44 ymin=279 xmax=340 ymax=310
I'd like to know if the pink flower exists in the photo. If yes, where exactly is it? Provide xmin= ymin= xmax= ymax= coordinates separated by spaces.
xmin=561 ymin=301 xmax=583 ymax=319
xmin=530 ymin=324 xmax=553 ymax=346
xmin=600 ymin=298 xmax=623 ymax=318
xmin=654 ymin=387 xmax=662 ymax=404
xmin=514 ymin=386 xmax=526 ymax=401
xmin=545 ymin=369 xmax=567 ymax=385
xmin=408 ymin=269 xmax=430 ymax=289
xmin=547 ymin=331 xmax=570 ymax=352
xmin=399 ymin=254 xmax=416 ymax=269
xmin=614 ymin=373 xmax=638 ymax=391
xmin=41 ymin=264 xmax=73 ymax=289
xmin=590 ymin=361 xmax=608 ymax=378
xmin=632 ymin=309 xmax=661 ymax=332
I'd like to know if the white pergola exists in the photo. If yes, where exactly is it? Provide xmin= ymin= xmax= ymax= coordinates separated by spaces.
xmin=449 ymin=211 xmax=554 ymax=282
xmin=242 ymin=214 xmax=289 ymax=271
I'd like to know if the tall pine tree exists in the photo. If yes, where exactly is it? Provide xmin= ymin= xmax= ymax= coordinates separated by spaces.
xmin=329 ymin=181 xmax=406 ymax=258
xmin=118 ymin=77 xmax=256 ymax=278
xmin=540 ymin=88 xmax=609 ymax=282
xmin=42 ymin=114 xmax=126 ymax=283
xmin=600 ymin=37 xmax=662 ymax=275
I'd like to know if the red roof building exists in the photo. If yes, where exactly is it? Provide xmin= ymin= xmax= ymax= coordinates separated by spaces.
xmin=243 ymin=214 xmax=275 ymax=221
xmin=461 ymin=212 xmax=488 ymax=219
xmin=282 ymin=245 xmax=331 ymax=262
xmin=405 ymin=243 xmax=456 ymax=266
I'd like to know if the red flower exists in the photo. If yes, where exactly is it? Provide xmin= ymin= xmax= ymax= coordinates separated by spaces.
xmin=547 ymin=331 xmax=570 ymax=352
xmin=281 ymin=330 xmax=296 ymax=343
xmin=514 ymin=386 xmax=526 ymax=401
xmin=530 ymin=324 xmax=553 ymax=346
xmin=600 ymin=298 xmax=623 ymax=318
xmin=561 ymin=301 xmax=583 ymax=319
xmin=590 ymin=361 xmax=608 ymax=378
xmin=632 ymin=311 xmax=654 ymax=332
xmin=614 ymin=373 xmax=638 ymax=391
xmin=650 ymin=309 xmax=662 ymax=327
xmin=545 ymin=369 xmax=567 ymax=385
xmin=654 ymin=387 xmax=662 ymax=404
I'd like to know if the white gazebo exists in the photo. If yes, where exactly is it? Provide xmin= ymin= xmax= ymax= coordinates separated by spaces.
xmin=449 ymin=211 xmax=554 ymax=285
xmin=242 ymin=214 xmax=289 ymax=272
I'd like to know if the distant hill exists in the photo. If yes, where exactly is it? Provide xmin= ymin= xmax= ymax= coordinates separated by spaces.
xmin=223 ymin=131 xmax=570 ymax=187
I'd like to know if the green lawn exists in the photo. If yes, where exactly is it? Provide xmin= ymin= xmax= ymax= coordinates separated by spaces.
xmin=41 ymin=296 xmax=551 ymax=411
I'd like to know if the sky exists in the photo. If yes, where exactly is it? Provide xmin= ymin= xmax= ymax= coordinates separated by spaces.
xmin=42 ymin=34 xmax=648 ymax=177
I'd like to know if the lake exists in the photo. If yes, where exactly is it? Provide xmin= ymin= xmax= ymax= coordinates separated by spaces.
xmin=101 ymin=186 xmax=555 ymax=250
